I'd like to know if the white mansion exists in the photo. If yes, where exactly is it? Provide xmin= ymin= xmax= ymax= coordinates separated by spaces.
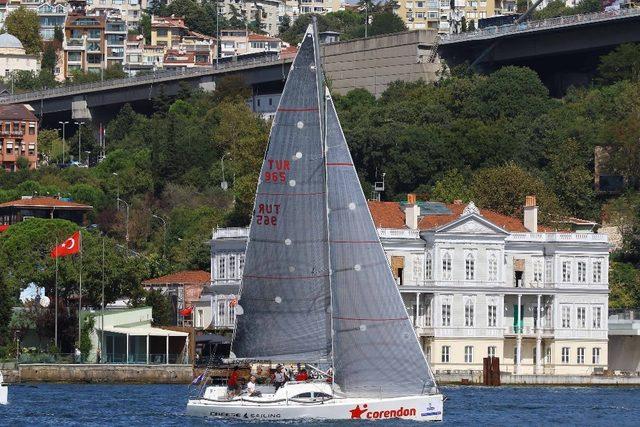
xmin=209 ymin=195 xmax=610 ymax=376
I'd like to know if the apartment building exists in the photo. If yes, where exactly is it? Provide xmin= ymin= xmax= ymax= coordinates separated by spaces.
xmin=208 ymin=194 xmax=610 ymax=376
xmin=37 ymin=1 xmax=68 ymax=40
xmin=150 ymin=14 xmax=189 ymax=47
xmin=105 ymin=11 xmax=127 ymax=68
xmin=298 ymin=0 xmax=343 ymax=14
xmin=63 ymin=2 xmax=106 ymax=77
xmin=87 ymin=0 xmax=147 ymax=29
xmin=218 ymin=0 xmax=281 ymax=36
xmin=0 ymin=104 xmax=38 ymax=172
xmin=219 ymin=28 xmax=282 ymax=57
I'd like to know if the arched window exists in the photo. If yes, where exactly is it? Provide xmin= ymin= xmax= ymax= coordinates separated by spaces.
xmin=488 ymin=254 xmax=498 ymax=282
xmin=425 ymin=251 xmax=432 ymax=280
xmin=442 ymin=251 xmax=452 ymax=280
xmin=464 ymin=298 xmax=474 ymax=327
xmin=465 ymin=252 xmax=475 ymax=281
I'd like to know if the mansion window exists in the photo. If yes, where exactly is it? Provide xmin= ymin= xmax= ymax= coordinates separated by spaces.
xmin=441 ymin=301 xmax=451 ymax=326
xmin=561 ymin=347 xmax=570 ymax=364
xmin=218 ymin=256 xmax=226 ymax=279
xmin=441 ymin=345 xmax=450 ymax=363
xmin=545 ymin=258 xmax=553 ymax=283
xmin=577 ymin=307 xmax=586 ymax=328
xmin=533 ymin=258 xmax=543 ymax=283
xmin=413 ymin=256 xmax=423 ymax=282
xmin=465 ymin=252 xmax=475 ymax=281
xmin=561 ymin=305 xmax=571 ymax=328
xmin=592 ymin=347 xmax=601 ymax=364
xmin=239 ymin=254 xmax=245 ymax=276
xmin=464 ymin=346 xmax=473 ymax=363
xmin=593 ymin=260 xmax=602 ymax=283
xmin=488 ymin=254 xmax=498 ymax=282
xmin=442 ymin=251 xmax=452 ymax=280
xmin=562 ymin=261 xmax=572 ymax=283
xmin=577 ymin=261 xmax=587 ymax=283
xmin=464 ymin=298 xmax=474 ymax=327
xmin=229 ymin=255 xmax=237 ymax=279
xmin=577 ymin=347 xmax=585 ymax=364
xmin=592 ymin=306 xmax=602 ymax=329
xmin=487 ymin=346 xmax=496 ymax=358
xmin=425 ymin=251 xmax=432 ymax=280
xmin=487 ymin=305 xmax=497 ymax=327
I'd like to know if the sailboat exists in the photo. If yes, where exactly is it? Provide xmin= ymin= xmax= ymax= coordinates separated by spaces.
xmin=0 ymin=371 xmax=7 ymax=405
xmin=186 ymin=20 xmax=443 ymax=421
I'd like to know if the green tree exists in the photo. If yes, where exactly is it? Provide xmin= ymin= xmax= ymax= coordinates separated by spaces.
xmin=609 ymin=262 xmax=640 ymax=309
xmin=278 ymin=14 xmax=291 ymax=35
xmin=145 ymin=288 xmax=174 ymax=326
xmin=139 ymin=13 xmax=152 ymax=44
xmin=430 ymin=169 xmax=472 ymax=203
xmin=4 ymin=6 xmax=43 ymax=55
xmin=0 ymin=266 xmax=13 ymax=347
xmin=16 ymin=156 xmax=30 ymax=171
xmin=470 ymin=162 xmax=563 ymax=224
xmin=597 ymin=43 xmax=640 ymax=85
xmin=54 ymin=26 xmax=64 ymax=43
xmin=369 ymin=12 xmax=407 ymax=36
xmin=41 ymin=43 xmax=57 ymax=73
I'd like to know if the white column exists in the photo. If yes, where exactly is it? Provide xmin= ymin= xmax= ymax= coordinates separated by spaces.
xmin=146 ymin=334 xmax=150 ymax=365
xmin=185 ymin=336 xmax=189 ymax=364
xmin=166 ymin=335 xmax=169 ymax=365
xmin=126 ymin=333 xmax=129 ymax=364
xmin=536 ymin=294 xmax=542 ymax=374
xmin=516 ymin=294 xmax=522 ymax=375
xmin=415 ymin=292 xmax=421 ymax=327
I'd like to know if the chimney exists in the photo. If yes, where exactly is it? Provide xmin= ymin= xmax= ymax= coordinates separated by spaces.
xmin=524 ymin=195 xmax=538 ymax=233
xmin=405 ymin=194 xmax=419 ymax=229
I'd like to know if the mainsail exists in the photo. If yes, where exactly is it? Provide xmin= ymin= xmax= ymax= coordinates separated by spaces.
xmin=325 ymin=95 xmax=436 ymax=397
xmin=232 ymin=27 xmax=332 ymax=361
xmin=233 ymin=21 xmax=436 ymax=397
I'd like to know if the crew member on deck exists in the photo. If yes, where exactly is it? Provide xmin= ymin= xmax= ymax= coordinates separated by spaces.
xmin=247 ymin=375 xmax=261 ymax=397
xmin=273 ymin=365 xmax=288 ymax=391
xmin=228 ymin=366 xmax=241 ymax=396
xmin=295 ymin=369 xmax=308 ymax=382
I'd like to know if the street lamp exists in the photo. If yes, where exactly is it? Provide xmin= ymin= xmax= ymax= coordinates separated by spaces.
xmin=74 ymin=121 xmax=85 ymax=164
xmin=117 ymin=197 xmax=130 ymax=249
xmin=152 ymin=213 xmax=167 ymax=259
xmin=58 ymin=121 xmax=69 ymax=164
xmin=113 ymin=172 xmax=119 ymax=210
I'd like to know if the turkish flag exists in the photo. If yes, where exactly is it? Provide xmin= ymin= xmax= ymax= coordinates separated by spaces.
xmin=0 ymin=224 xmax=9 ymax=232
xmin=50 ymin=231 xmax=81 ymax=258
xmin=179 ymin=306 xmax=193 ymax=317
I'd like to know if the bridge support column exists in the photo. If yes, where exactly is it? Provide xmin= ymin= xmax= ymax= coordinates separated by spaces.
xmin=71 ymin=98 xmax=92 ymax=121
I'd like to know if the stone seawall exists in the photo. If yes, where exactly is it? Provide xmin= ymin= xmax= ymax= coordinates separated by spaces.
xmin=436 ymin=372 xmax=640 ymax=386
xmin=9 ymin=364 xmax=193 ymax=384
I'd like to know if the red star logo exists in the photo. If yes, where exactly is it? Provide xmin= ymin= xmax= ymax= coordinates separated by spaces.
xmin=349 ymin=404 xmax=368 ymax=419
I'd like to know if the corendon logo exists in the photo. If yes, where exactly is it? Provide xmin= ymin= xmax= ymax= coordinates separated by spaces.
xmin=349 ymin=404 xmax=417 ymax=419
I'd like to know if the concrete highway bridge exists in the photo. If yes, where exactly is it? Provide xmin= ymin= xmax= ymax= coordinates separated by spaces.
xmin=0 ymin=54 xmax=293 ymax=128
xmin=438 ymin=8 xmax=640 ymax=95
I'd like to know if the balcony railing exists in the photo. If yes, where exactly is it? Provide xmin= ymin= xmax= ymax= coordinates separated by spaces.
xmin=377 ymin=228 xmax=420 ymax=239
xmin=441 ymin=8 xmax=640 ymax=44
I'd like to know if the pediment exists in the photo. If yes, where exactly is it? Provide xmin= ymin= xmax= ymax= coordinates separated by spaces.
xmin=435 ymin=214 xmax=509 ymax=235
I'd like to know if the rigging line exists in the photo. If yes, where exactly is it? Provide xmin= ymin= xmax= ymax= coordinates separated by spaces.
xmin=329 ymin=240 xmax=379 ymax=244
xmin=256 ymin=191 xmax=325 ymax=196
xmin=277 ymin=107 xmax=319 ymax=112
xmin=326 ymin=162 xmax=354 ymax=166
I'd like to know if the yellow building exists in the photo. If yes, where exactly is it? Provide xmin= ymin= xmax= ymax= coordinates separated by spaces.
xmin=150 ymin=15 xmax=189 ymax=48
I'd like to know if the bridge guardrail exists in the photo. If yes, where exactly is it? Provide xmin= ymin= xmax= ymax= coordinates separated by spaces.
xmin=0 ymin=54 xmax=291 ymax=105
xmin=441 ymin=8 xmax=640 ymax=43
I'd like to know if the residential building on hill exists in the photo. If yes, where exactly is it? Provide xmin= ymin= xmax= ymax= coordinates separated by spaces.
xmin=87 ymin=0 xmax=147 ymax=29
xmin=0 ymin=104 xmax=38 ymax=171
xmin=63 ymin=8 xmax=107 ymax=77
xmin=37 ymin=1 xmax=68 ymax=40
xmin=206 ymin=195 xmax=610 ymax=376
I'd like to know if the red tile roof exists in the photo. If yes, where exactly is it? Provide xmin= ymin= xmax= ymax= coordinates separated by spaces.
xmin=367 ymin=201 xmax=531 ymax=232
xmin=0 ymin=197 xmax=92 ymax=210
xmin=248 ymin=34 xmax=280 ymax=42
xmin=0 ymin=104 xmax=38 ymax=121
xmin=142 ymin=270 xmax=210 ymax=286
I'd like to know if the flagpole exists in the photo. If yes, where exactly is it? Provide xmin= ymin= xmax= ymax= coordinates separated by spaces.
xmin=78 ymin=230 xmax=83 ymax=354
xmin=101 ymin=236 xmax=105 ymax=361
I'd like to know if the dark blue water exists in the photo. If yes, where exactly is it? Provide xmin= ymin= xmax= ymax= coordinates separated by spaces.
xmin=1 ymin=384 xmax=639 ymax=425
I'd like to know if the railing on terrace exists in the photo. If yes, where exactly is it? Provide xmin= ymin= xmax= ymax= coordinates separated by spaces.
xmin=441 ymin=8 xmax=640 ymax=43
xmin=377 ymin=228 xmax=420 ymax=239
xmin=508 ymin=232 xmax=608 ymax=242
xmin=213 ymin=226 xmax=249 ymax=239
xmin=0 ymin=54 xmax=291 ymax=105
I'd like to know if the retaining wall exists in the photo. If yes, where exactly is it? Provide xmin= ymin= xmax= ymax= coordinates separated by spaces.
xmin=14 ymin=364 xmax=193 ymax=384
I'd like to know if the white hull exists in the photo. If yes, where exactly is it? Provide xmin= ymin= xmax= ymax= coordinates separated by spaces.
xmin=187 ymin=385 xmax=443 ymax=421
